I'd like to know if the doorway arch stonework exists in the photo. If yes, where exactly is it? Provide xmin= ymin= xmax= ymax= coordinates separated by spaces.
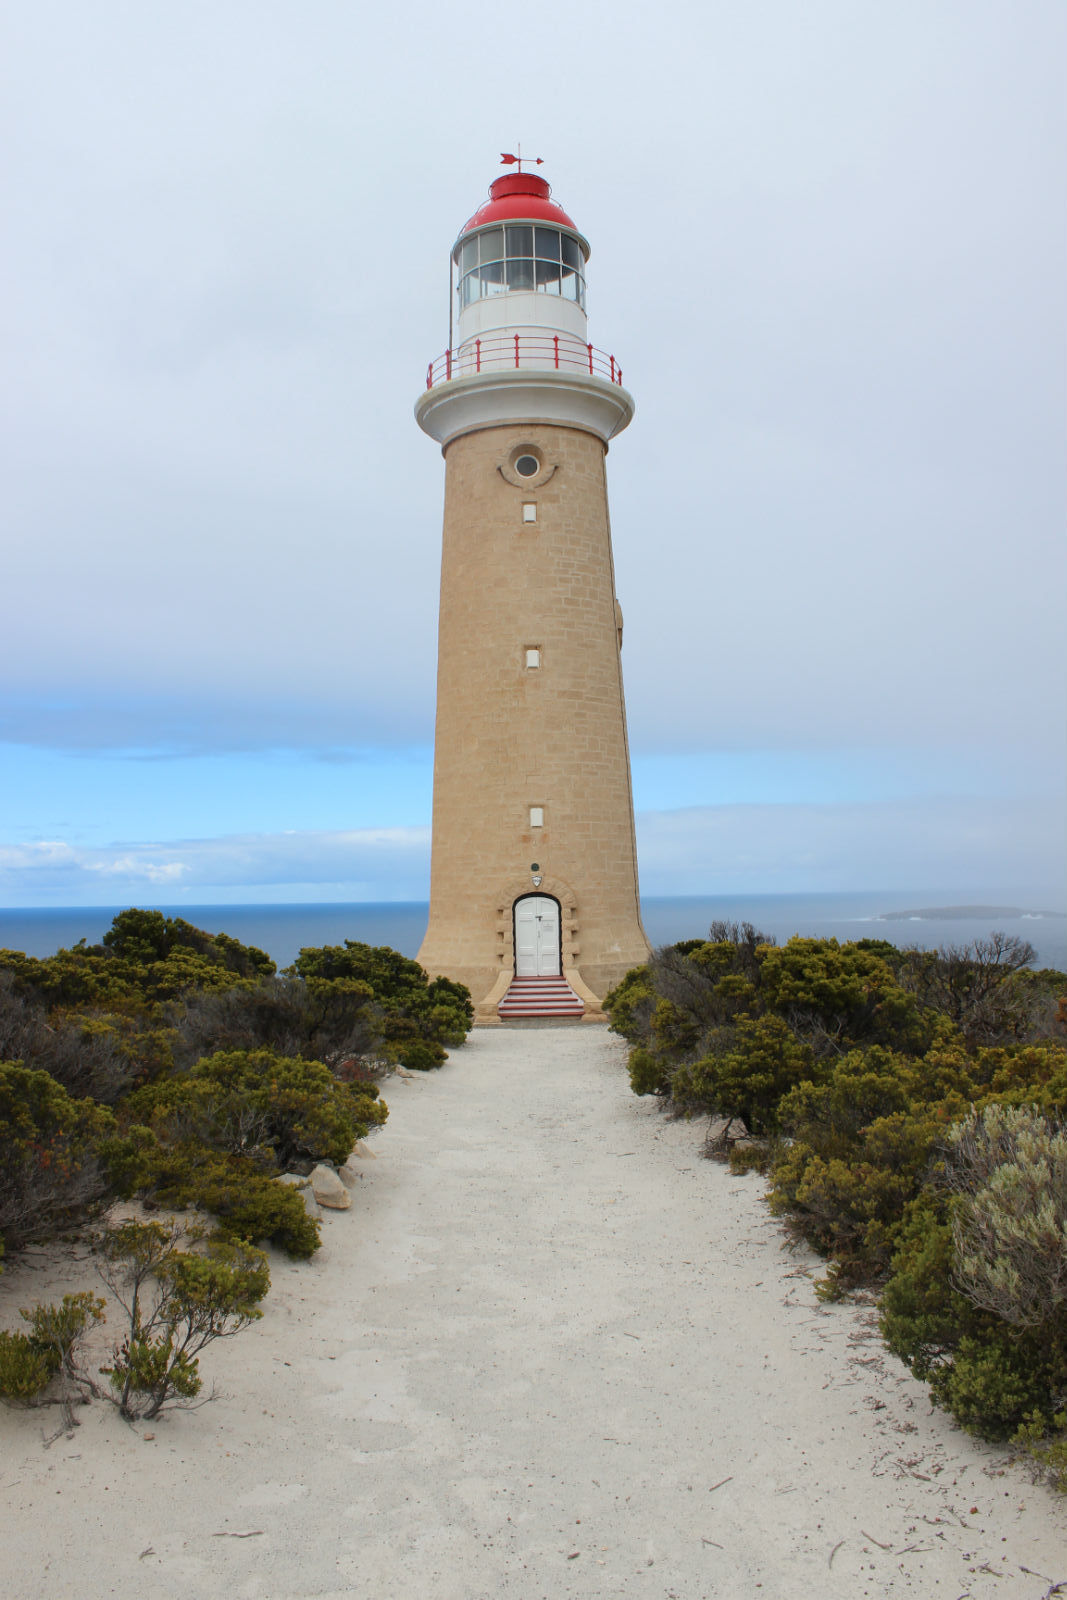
xmin=473 ymin=875 xmax=606 ymax=1023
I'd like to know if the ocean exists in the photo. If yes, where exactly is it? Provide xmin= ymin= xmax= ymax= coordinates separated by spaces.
xmin=1 ymin=891 xmax=1064 ymax=972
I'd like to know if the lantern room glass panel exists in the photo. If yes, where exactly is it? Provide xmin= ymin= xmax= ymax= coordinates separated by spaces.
xmin=505 ymin=225 xmax=533 ymax=257
xmin=478 ymin=228 xmax=504 ymax=262
xmin=506 ymin=257 xmax=535 ymax=291
xmin=535 ymin=227 xmax=562 ymax=261
xmin=535 ymin=259 xmax=562 ymax=292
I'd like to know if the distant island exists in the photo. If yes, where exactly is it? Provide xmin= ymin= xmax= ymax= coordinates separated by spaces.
xmin=878 ymin=904 xmax=1065 ymax=922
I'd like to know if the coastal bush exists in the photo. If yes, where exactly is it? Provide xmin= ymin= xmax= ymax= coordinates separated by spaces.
xmin=0 ymin=911 xmax=276 ymax=1013
xmin=628 ymin=1045 xmax=672 ymax=1097
xmin=892 ymin=933 xmax=1043 ymax=1048
xmin=882 ymin=1104 xmax=1067 ymax=1452
xmin=0 ymin=1293 xmax=106 ymax=1412
xmin=102 ymin=908 xmax=276 ymax=995
xmin=0 ymin=1063 xmax=116 ymax=1252
xmin=603 ymin=963 xmax=657 ymax=1045
xmin=0 ymin=917 xmax=471 ymax=1097
xmin=398 ymin=1040 xmax=447 ymax=1071
xmin=881 ymin=1205 xmax=1059 ymax=1439
xmin=946 ymin=1104 xmax=1067 ymax=1333
xmin=757 ymin=938 xmax=936 ymax=1057
xmin=126 ymin=1048 xmax=386 ymax=1170
xmin=672 ymin=1014 xmax=818 ymax=1133
xmin=94 ymin=1221 xmax=270 ymax=1419
xmin=0 ymin=914 xmax=470 ymax=1438
xmin=1013 ymin=1411 xmax=1067 ymax=1492
xmin=288 ymin=942 xmax=472 ymax=1061
xmin=174 ymin=975 xmax=381 ymax=1070
xmin=1 ymin=1224 xmax=269 ymax=1425
xmin=605 ymin=923 xmax=1067 ymax=1461
xmin=110 ymin=1141 xmax=321 ymax=1258
xmin=0 ymin=975 xmax=142 ymax=1103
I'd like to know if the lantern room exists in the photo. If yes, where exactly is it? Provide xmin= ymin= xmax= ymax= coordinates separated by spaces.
xmin=452 ymin=172 xmax=590 ymax=349
xmin=418 ymin=165 xmax=631 ymax=445
xmin=455 ymin=225 xmax=587 ymax=309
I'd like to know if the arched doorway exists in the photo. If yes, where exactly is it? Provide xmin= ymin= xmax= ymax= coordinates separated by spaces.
xmin=513 ymin=894 xmax=562 ymax=978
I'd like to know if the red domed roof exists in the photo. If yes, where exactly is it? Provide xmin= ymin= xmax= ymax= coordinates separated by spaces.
xmin=457 ymin=173 xmax=588 ymax=255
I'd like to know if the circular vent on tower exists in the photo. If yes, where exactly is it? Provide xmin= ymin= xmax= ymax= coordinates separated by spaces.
xmin=500 ymin=445 xmax=555 ymax=489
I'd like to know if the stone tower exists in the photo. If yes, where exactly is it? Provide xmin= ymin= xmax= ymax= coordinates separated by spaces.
xmin=415 ymin=164 xmax=650 ymax=1022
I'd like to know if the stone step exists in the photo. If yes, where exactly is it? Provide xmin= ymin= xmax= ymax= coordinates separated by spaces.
xmin=498 ymin=975 xmax=585 ymax=1019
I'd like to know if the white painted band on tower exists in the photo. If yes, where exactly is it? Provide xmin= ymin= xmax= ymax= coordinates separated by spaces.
xmin=416 ymin=369 xmax=635 ymax=447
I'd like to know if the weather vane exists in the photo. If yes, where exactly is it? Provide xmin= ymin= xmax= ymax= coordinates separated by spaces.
xmin=500 ymin=146 xmax=543 ymax=174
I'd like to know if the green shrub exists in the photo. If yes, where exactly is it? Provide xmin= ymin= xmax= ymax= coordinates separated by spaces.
xmin=127 ymin=1048 xmax=386 ymax=1170
xmin=399 ymin=1040 xmax=447 ymax=1071
xmin=893 ymin=1103 xmax=1067 ymax=1444
xmin=758 ymin=938 xmax=933 ymax=1055
xmin=604 ymin=965 xmax=657 ymax=1043
xmin=932 ymin=1333 xmax=1054 ymax=1439
xmin=0 ymin=1064 xmax=116 ymax=1253
xmin=175 ymin=974 xmax=382 ymax=1070
xmin=945 ymin=1104 xmax=1067 ymax=1334
xmin=427 ymin=976 xmax=475 ymax=1036
xmin=138 ymin=1146 xmax=321 ymax=1258
xmin=288 ymin=942 xmax=471 ymax=1060
xmin=673 ymin=1015 xmax=818 ymax=1132
xmin=777 ymin=1047 xmax=916 ymax=1148
xmin=881 ymin=1120 xmax=1067 ymax=1446
xmin=881 ymin=1203 xmax=969 ymax=1379
xmin=1013 ymin=1410 xmax=1067 ymax=1492
xmin=0 ymin=1329 xmax=56 ymax=1401
xmin=96 ymin=1220 xmax=269 ymax=1419
xmin=628 ymin=1046 xmax=672 ymax=1097
xmin=771 ymin=1136 xmax=931 ymax=1289
xmin=727 ymin=1143 xmax=769 ymax=1175
xmin=0 ymin=1292 xmax=106 ymax=1409
xmin=894 ymin=933 xmax=1040 ymax=1047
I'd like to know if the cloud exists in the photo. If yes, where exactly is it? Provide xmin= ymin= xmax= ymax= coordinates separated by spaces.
xmin=0 ymin=840 xmax=189 ymax=886
xmin=635 ymin=797 xmax=1066 ymax=896
xmin=0 ymin=827 xmax=432 ymax=906
xmin=1 ymin=796 xmax=1061 ymax=909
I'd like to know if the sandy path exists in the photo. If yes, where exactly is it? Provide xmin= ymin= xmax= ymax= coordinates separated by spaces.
xmin=1 ymin=1026 xmax=1064 ymax=1599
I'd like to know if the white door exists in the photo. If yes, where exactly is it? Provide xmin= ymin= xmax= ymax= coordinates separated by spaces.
xmin=514 ymin=896 xmax=561 ymax=977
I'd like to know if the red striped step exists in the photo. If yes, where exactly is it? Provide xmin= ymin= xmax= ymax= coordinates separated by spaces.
xmin=498 ymin=975 xmax=585 ymax=1019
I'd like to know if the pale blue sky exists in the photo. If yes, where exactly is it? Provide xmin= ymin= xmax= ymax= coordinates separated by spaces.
xmin=2 ymin=0 xmax=1064 ymax=908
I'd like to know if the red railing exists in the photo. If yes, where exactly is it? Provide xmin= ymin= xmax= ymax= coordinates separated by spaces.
xmin=426 ymin=334 xmax=623 ymax=390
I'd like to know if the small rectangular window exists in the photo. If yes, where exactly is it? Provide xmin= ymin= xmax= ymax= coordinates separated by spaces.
xmin=522 ymin=503 xmax=537 ymax=523
xmin=529 ymin=806 xmax=544 ymax=828
xmin=525 ymin=648 xmax=541 ymax=669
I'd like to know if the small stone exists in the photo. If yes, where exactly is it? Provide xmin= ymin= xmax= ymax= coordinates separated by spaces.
xmin=309 ymin=1165 xmax=351 ymax=1209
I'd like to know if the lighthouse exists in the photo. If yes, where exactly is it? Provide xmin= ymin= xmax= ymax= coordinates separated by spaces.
xmin=415 ymin=161 xmax=650 ymax=1022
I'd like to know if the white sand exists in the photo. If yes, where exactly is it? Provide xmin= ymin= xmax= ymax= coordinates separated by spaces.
xmin=1 ymin=1026 xmax=1064 ymax=1599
